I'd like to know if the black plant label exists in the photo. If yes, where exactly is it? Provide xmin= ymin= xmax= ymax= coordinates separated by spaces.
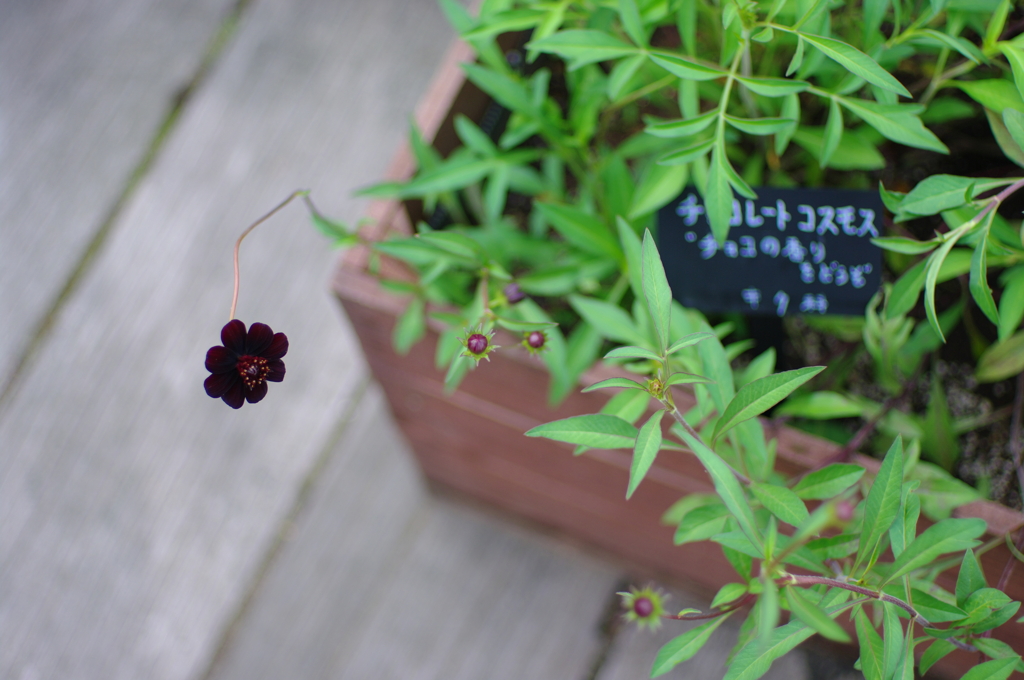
xmin=657 ymin=187 xmax=883 ymax=317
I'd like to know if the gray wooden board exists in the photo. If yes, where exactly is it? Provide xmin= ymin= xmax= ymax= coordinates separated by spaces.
xmin=206 ymin=385 xmax=621 ymax=680
xmin=597 ymin=589 xmax=809 ymax=680
xmin=0 ymin=0 xmax=455 ymax=678
xmin=0 ymin=0 xmax=235 ymax=386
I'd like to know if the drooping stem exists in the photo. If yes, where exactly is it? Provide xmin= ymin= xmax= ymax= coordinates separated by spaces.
xmin=666 ymin=404 xmax=752 ymax=485
xmin=662 ymin=593 xmax=757 ymax=620
xmin=230 ymin=189 xmax=308 ymax=320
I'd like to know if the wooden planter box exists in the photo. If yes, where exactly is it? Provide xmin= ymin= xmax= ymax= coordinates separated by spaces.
xmin=333 ymin=37 xmax=1024 ymax=678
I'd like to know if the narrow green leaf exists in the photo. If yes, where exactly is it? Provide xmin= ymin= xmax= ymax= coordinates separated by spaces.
xmin=705 ymin=145 xmax=734 ymax=243
xmin=604 ymin=345 xmax=662 ymax=361
xmin=649 ymin=52 xmax=726 ymax=80
xmin=750 ymin=483 xmax=810 ymax=527
xmin=629 ymin=162 xmax=688 ymax=218
xmin=645 ymin=110 xmax=718 ymax=138
xmin=713 ymin=367 xmax=825 ymax=442
xmin=871 ymin=236 xmax=937 ymax=254
xmin=787 ymin=36 xmax=805 ymax=77
xmin=712 ymin=583 xmax=749 ymax=609
xmin=820 ymin=98 xmax=843 ymax=168
xmin=885 ymin=518 xmax=987 ymax=584
xmin=618 ymin=0 xmax=646 ymax=46
xmin=725 ymin=115 xmax=797 ymax=136
xmin=908 ymin=588 xmax=966 ymax=623
xmin=674 ymin=504 xmax=731 ymax=544
xmin=666 ymin=372 xmax=715 ymax=386
xmin=856 ymin=436 xmax=904 ymax=572
xmin=840 ymin=99 xmax=948 ymax=153
xmin=970 ymin=237 xmax=1000 ymax=325
xmin=628 ymin=410 xmax=664 ymax=498
xmin=525 ymin=414 xmax=638 ymax=449
xmin=667 ymin=331 xmax=715 ymax=354
xmin=777 ymin=391 xmax=871 ymax=420
xmin=886 ymin=258 xmax=927 ymax=319
xmin=581 ymin=377 xmax=645 ymax=392
xmin=569 ymin=294 xmax=647 ymax=346
xmin=735 ymin=75 xmax=809 ymax=97
xmin=977 ymin=331 xmax=1024 ymax=382
xmin=658 ymin=138 xmax=715 ymax=166
xmin=527 ymin=29 xmax=637 ymax=68
xmin=759 ymin=579 xmax=780 ymax=651
xmin=786 ymin=587 xmax=850 ymax=642
xmin=924 ymin=230 xmax=967 ymax=341
xmin=535 ymin=202 xmax=620 ymax=260
xmin=960 ymin=657 xmax=1019 ymax=680
xmin=680 ymin=430 xmax=762 ymax=551
xmin=792 ymin=464 xmax=866 ymax=500
xmin=956 ymin=549 xmax=988 ymax=608
xmin=799 ymin=32 xmax=911 ymax=97
xmin=997 ymin=266 xmax=1024 ymax=341
xmin=919 ymin=639 xmax=956 ymax=675
xmin=393 ymin=297 xmax=426 ymax=355
xmin=1004 ymin=108 xmax=1024 ymax=153
xmin=899 ymin=174 xmax=975 ymax=216
xmin=493 ymin=317 xmax=558 ymax=332
xmin=652 ymin=614 xmax=732 ymax=676
xmin=722 ymin=616 xmax=817 ymax=680
xmin=882 ymin=602 xmax=904 ymax=680
xmin=855 ymin=609 xmax=885 ymax=680
xmin=641 ymin=229 xmax=672 ymax=352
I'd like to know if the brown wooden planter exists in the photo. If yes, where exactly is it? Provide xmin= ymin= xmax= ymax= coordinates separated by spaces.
xmin=333 ymin=37 xmax=1024 ymax=678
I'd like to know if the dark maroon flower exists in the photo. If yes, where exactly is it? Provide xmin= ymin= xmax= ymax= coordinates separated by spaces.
xmin=504 ymin=282 xmax=526 ymax=304
xmin=633 ymin=597 xmax=654 ymax=618
xmin=527 ymin=331 xmax=545 ymax=349
xmin=204 ymin=319 xmax=288 ymax=409
xmin=466 ymin=333 xmax=489 ymax=355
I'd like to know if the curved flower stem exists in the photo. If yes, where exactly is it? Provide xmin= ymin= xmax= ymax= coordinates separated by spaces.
xmin=230 ymin=189 xmax=309 ymax=320
xmin=665 ymin=403 xmax=752 ymax=485
xmin=780 ymin=574 xmax=933 ymax=628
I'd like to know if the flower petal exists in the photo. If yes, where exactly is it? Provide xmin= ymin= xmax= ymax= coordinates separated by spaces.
xmin=266 ymin=359 xmax=286 ymax=382
xmin=264 ymin=333 xmax=289 ymax=359
xmin=222 ymin=381 xmax=245 ymax=409
xmin=246 ymin=322 xmax=274 ymax=355
xmin=245 ymin=380 xmax=268 ymax=404
xmin=221 ymin=319 xmax=247 ymax=354
xmin=205 ymin=371 xmax=238 ymax=398
xmin=205 ymin=346 xmax=236 ymax=373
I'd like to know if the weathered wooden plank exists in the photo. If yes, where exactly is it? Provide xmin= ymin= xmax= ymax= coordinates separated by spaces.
xmin=597 ymin=588 xmax=809 ymax=680
xmin=0 ymin=0 xmax=457 ymax=678
xmin=0 ymin=0 xmax=235 ymax=386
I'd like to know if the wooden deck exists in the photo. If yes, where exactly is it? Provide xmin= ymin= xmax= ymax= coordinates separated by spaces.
xmin=0 ymin=1 xmax=814 ymax=678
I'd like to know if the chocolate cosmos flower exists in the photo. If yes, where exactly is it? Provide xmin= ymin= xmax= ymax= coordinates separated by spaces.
xmin=204 ymin=319 xmax=287 ymax=409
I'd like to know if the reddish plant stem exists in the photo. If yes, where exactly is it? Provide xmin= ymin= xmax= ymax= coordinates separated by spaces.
xmin=229 ymin=190 xmax=308 ymax=320
xmin=779 ymin=575 xmax=932 ymax=627
xmin=662 ymin=593 xmax=757 ymax=621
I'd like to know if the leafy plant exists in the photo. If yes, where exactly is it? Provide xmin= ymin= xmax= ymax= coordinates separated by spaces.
xmin=527 ymin=230 xmax=1022 ymax=680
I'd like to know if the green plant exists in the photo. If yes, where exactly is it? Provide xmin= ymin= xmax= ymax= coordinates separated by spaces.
xmin=527 ymin=230 xmax=1023 ymax=680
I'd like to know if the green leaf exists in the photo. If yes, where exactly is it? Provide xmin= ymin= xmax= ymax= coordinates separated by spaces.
xmin=618 ymin=0 xmax=646 ymax=46
xmin=712 ymin=367 xmax=825 ymax=442
xmin=393 ymin=297 xmax=426 ymax=355
xmin=658 ymin=138 xmax=716 ymax=166
xmin=679 ymin=430 xmax=762 ymax=551
xmin=712 ymin=583 xmax=749 ymax=609
xmin=787 ymin=36 xmax=805 ymax=77
xmin=1004 ymin=108 xmax=1024 ymax=153
xmin=535 ymin=202 xmax=621 ymax=260
xmin=666 ymin=372 xmax=715 ymax=386
xmin=722 ymin=616 xmax=817 ymax=680
xmin=970 ymin=238 xmax=999 ymax=326
xmin=759 ymin=578 xmax=780 ymax=651
xmin=855 ymin=609 xmax=885 ymax=680
xmin=667 ymin=331 xmax=716 ymax=354
xmin=821 ymin=98 xmax=843 ymax=168
xmin=1000 ymin=43 xmax=1024 ymax=99
xmin=919 ymin=639 xmax=956 ymax=676
xmin=956 ymin=549 xmax=988 ymax=608
xmin=911 ymin=29 xmax=985 ymax=64
xmin=977 ymin=332 xmax=1024 ymax=382
xmin=791 ymin=126 xmax=884 ymax=170
xmin=871 ymin=236 xmax=937 ymax=254
xmin=786 ymin=587 xmax=850 ymax=642
xmin=882 ymin=602 xmax=903 ymax=680
xmin=525 ymin=414 xmax=638 ymax=448
xmin=645 ymin=110 xmax=718 ymax=138
xmin=799 ymin=32 xmax=911 ymax=97
xmin=777 ymin=391 xmax=870 ymax=420
xmin=973 ymin=637 xmax=1024 ymax=664
xmin=652 ymin=614 xmax=732 ymax=677
xmin=629 ymin=162 xmax=688 ymax=218
xmin=527 ymin=29 xmax=638 ymax=68
xmin=924 ymin=230 xmax=967 ymax=341
xmin=628 ymin=410 xmax=664 ymax=498
xmin=750 ymin=483 xmax=809 ymax=527
xmin=907 ymin=588 xmax=967 ymax=623
xmin=856 ymin=436 xmax=905 ymax=572
xmin=885 ymin=518 xmax=987 ymax=584
xmin=603 ymin=345 xmax=662 ymax=361
xmin=674 ymin=503 xmax=731 ymax=544
xmin=569 ymin=295 xmax=647 ymax=346
xmin=735 ymin=75 xmax=810 ymax=97
xmin=493 ymin=317 xmax=558 ymax=332
xmin=886 ymin=259 xmax=927 ymax=319
xmin=997 ymin=266 xmax=1024 ymax=341
xmin=649 ymin=52 xmax=726 ymax=80
xmin=959 ymin=657 xmax=1019 ymax=680
xmin=641 ymin=229 xmax=672 ymax=353
xmin=899 ymin=174 xmax=974 ymax=216
xmin=725 ymin=115 xmax=797 ymax=136
xmin=581 ymin=377 xmax=645 ymax=392
xmin=793 ymin=464 xmax=866 ymax=500
xmin=840 ymin=99 xmax=948 ymax=153
xmin=705 ymin=145 xmax=734 ymax=243
xmin=956 ymin=78 xmax=1024 ymax=115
